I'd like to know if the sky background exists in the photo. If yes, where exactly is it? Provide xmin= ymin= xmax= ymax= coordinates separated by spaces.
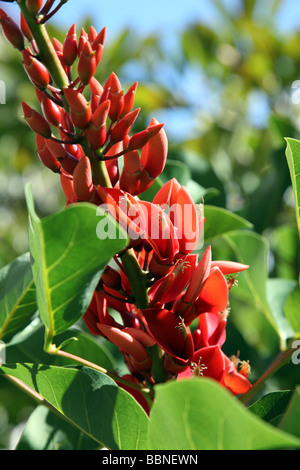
xmin=40 ymin=0 xmax=300 ymax=37
xmin=3 ymin=0 xmax=300 ymax=39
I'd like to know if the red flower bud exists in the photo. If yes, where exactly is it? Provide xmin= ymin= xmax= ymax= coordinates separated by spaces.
xmin=91 ymin=26 xmax=106 ymax=64
xmin=78 ymin=27 xmax=88 ymax=55
xmin=20 ymin=13 xmax=33 ymax=41
xmin=140 ymin=117 xmax=167 ymax=178
xmin=63 ymin=87 xmax=92 ymax=129
xmin=85 ymin=99 xmax=110 ymax=150
xmin=93 ymin=26 xmax=106 ymax=47
xmin=104 ymin=72 xmax=124 ymax=121
xmin=120 ymin=82 xmax=138 ymax=119
xmin=119 ymin=148 xmax=142 ymax=194
xmin=127 ymin=122 xmax=164 ymax=151
xmin=210 ymin=260 xmax=249 ymax=275
xmin=25 ymin=0 xmax=44 ymax=15
xmin=60 ymin=173 xmax=75 ymax=202
xmin=52 ymin=37 xmax=63 ymax=54
xmin=89 ymin=76 xmax=103 ymax=97
xmin=22 ymin=102 xmax=52 ymax=138
xmin=96 ymin=324 xmax=149 ymax=363
xmin=36 ymin=135 xmax=61 ymax=173
xmin=73 ymin=155 xmax=94 ymax=201
xmin=77 ymin=40 xmax=97 ymax=85
xmin=41 ymin=96 xmax=62 ymax=127
xmin=110 ymin=107 xmax=140 ymax=144
xmin=22 ymin=49 xmax=50 ymax=89
xmin=63 ymin=23 xmax=78 ymax=66
xmin=0 ymin=9 xmax=24 ymax=51
xmin=45 ymin=139 xmax=68 ymax=159
xmin=153 ymin=178 xmax=181 ymax=206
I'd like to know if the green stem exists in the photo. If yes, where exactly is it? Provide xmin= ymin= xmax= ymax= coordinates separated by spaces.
xmin=120 ymin=248 xmax=150 ymax=309
xmin=80 ymin=137 xmax=112 ymax=187
xmin=17 ymin=0 xmax=69 ymax=91
xmin=240 ymin=346 xmax=295 ymax=406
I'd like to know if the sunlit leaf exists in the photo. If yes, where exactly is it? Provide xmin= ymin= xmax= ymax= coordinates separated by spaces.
xmin=0 ymin=363 xmax=149 ymax=450
xmin=285 ymin=138 xmax=300 ymax=235
xmin=0 ymin=252 xmax=37 ymax=342
xmin=148 ymin=378 xmax=300 ymax=450
xmin=25 ymin=183 xmax=128 ymax=346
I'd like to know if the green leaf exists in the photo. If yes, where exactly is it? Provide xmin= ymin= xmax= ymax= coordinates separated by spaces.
xmin=148 ymin=378 xmax=300 ymax=450
xmin=204 ymin=206 xmax=253 ymax=242
xmin=0 ymin=252 xmax=37 ymax=342
xmin=0 ymin=363 xmax=149 ymax=450
xmin=25 ymin=183 xmax=128 ymax=347
xmin=278 ymin=387 xmax=300 ymax=439
xmin=266 ymin=278 xmax=297 ymax=347
xmin=249 ymin=390 xmax=294 ymax=425
xmin=16 ymin=405 xmax=99 ymax=450
xmin=285 ymin=138 xmax=300 ymax=235
xmin=222 ymin=231 xmax=278 ymax=335
xmin=284 ymin=285 xmax=300 ymax=336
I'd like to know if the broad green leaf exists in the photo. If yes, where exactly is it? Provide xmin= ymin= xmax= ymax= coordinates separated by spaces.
xmin=222 ymin=230 xmax=278 ymax=335
xmin=284 ymin=285 xmax=300 ymax=336
xmin=285 ymin=138 xmax=300 ymax=235
xmin=25 ymin=183 xmax=128 ymax=345
xmin=204 ymin=206 xmax=253 ymax=242
xmin=16 ymin=405 xmax=99 ymax=450
xmin=266 ymin=278 xmax=297 ymax=347
xmin=0 ymin=252 xmax=37 ymax=342
xmin=249 ymin=391 xmax=294 ymax=425
xmin=279 ymin=387 xmax=300 ymax=439
xmin=148 ymin=378 xmax=300 ymax=450
xmin=0 ymin=363 xmax=149 ymax=450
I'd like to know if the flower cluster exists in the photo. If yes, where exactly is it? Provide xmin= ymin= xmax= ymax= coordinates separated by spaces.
xmin=0 ymin=0 xmax=252 ymax=411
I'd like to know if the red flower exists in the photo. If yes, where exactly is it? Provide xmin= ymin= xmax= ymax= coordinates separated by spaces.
xmin=178 ymin=345 xmax=251 ymax=396
xmin=141 ymin=308 xmax=194 ymax=365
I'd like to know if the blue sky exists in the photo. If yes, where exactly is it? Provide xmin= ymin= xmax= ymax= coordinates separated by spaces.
xmin=3 ymin=0 xmax=300 ymax=41
xmin=45 ymin=0 xmax=300 ymax=37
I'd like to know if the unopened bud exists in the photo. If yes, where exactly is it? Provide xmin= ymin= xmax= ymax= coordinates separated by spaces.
xmin=22 ymin=102 xmax=52 ymax=138
xmin=63 ymin=23 xmax=78 ymax=66
xmin=25 ymin=0 xmax=44 ymax=15
xmin=77 ymin=41 xmax=97 ymax=85
xmin=41 ymin=96 xmax=62 ymax=127
xmin=73 ymin=156 xmax=94 ymax=201
xmin=36 ymin=135 xmax=61 ymax=173
xmin=0 ymin=9 xmax=24 ymax=50
xmin=127 ymin=123 xmax=164 ymax=151
xmin=110 ymin=108 xmax=140 ymax=143
xmin=22 ymin=49 xmax=50 ymax=89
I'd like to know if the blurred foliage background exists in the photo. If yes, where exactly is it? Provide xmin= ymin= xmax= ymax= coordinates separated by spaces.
xmin=0 ymin=0 xmax=300 ymax=449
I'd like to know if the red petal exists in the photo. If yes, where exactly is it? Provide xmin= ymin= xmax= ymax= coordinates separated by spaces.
xmin=195 ymin=267 xmax=228 ymax=314
xmin=142 ymin=308 xmax=193 ymax=361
